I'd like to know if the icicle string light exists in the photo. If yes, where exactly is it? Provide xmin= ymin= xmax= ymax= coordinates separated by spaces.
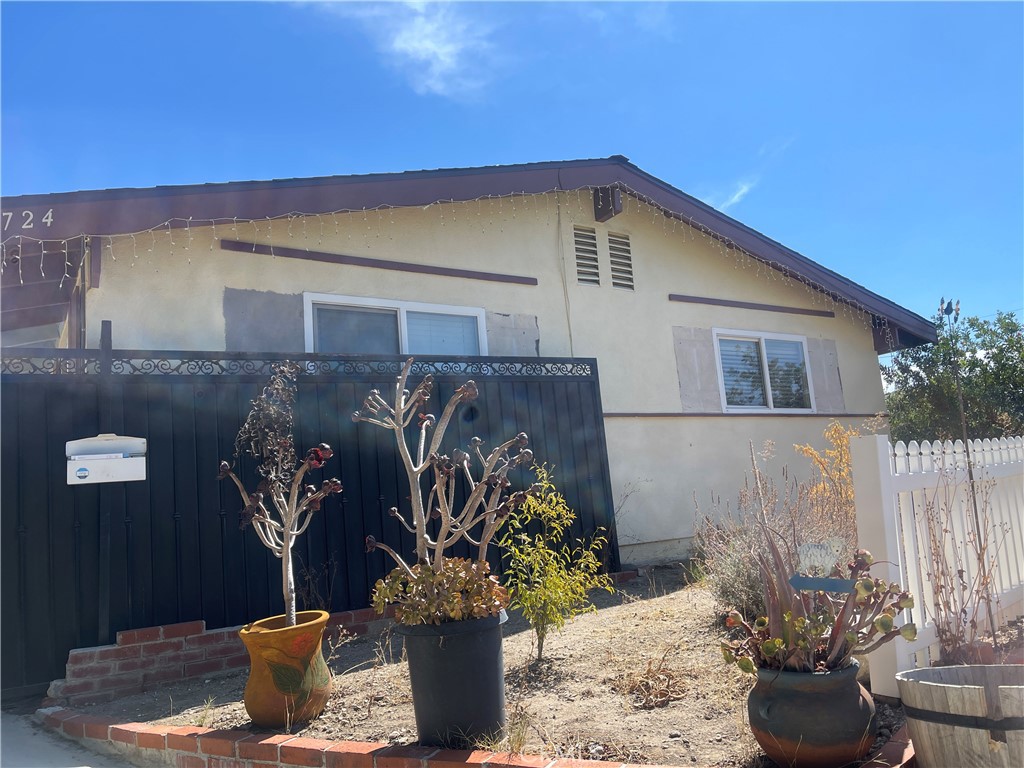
xmin=0 ymin=184 xmax=902 ymax=350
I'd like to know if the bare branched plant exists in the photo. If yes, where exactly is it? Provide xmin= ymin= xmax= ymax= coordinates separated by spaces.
xmin=919 ymin=467 xmax=1007 ymax=664
xmin=354 ymin=358 xmax=537 ymax=624
xmin=218 ymin=362 xmax=342 ymax=626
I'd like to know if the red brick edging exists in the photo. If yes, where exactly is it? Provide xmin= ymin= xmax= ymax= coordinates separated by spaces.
xmin=35 ymin=705 xmax=916 ymax=768
xmin=35 ymin=704 xmax=674 ymax=768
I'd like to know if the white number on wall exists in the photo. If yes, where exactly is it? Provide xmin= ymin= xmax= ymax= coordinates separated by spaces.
xmin=1 ymin=208 xmax=54 ymax=231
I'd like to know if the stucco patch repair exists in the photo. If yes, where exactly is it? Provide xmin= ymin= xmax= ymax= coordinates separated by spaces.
xmin=224 ymin=288 xmax=305 ymax=352
xmin=486 ymin=311 xmax=540 ymax=357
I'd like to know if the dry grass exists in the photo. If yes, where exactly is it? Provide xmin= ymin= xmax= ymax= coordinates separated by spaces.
xmin=80 ymin=567 xmax=764 ymax=767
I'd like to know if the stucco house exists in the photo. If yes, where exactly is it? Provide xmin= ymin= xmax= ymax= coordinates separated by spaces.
xmin=1 ymin=156 xmax=936 ymax=564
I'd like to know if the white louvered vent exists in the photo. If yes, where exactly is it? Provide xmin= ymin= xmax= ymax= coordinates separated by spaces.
xmin=574 ymin=226 xmax=600 ymax=285
xmin=608 ymin=232 xmax=634 ymax=290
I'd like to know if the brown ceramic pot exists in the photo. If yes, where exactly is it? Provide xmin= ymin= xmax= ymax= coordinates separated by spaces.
xmin=238 ymin=609 xmax=331 ymax=728
xmin=748 ymin=662 xmax=876 ymax=768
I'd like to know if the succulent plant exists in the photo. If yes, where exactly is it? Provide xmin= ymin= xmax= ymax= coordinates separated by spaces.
xmin=721 ymin=498 xmax=916 ymax=673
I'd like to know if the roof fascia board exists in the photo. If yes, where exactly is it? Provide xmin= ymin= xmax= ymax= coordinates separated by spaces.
xmin=597 ymin=161 xmax=937 ymax=345
xmin=1 ymin=160 xmax=621 ymax=245
xmin=1 ymin=156 xmax=936 ymax=347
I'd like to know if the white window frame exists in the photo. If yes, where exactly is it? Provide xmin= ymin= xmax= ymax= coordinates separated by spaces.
xmin=303 ymin=292 xmax=488 ymax=355
xmin=712 ymin=328 xmax=816 ymax=413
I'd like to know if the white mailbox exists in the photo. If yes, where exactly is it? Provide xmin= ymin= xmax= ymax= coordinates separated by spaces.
xmin=66 ymin=434 xmax=147 ymax=485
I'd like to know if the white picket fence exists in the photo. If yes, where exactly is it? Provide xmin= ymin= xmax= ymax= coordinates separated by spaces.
xmin=850 ymin=434 xmax=1024 ymax=698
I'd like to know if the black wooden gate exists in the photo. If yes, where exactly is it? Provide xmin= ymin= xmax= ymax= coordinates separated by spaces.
xmin=0 ymin=344 xmax=617 ymax=699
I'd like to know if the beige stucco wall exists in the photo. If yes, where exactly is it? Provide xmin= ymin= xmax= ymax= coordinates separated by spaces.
xmin=86 ymin=197 xmax=571 ymax=353
xmin=86 ymin=191 xmax=888 ymax=564
xmin=605 ymin=414 xmax=882 ymax=565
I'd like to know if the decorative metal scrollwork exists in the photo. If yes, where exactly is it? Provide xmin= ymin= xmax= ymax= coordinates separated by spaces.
xmin=3 ymin=352 xmax=594 ymax=379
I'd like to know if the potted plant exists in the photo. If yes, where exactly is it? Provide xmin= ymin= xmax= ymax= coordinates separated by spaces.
xmin=354 ymin=358 xmax=536 ymax=748
xmin=219 ymin=362 xmax=343 ymax=729
xmin=721 ymin=466 xmax=916 ymax=768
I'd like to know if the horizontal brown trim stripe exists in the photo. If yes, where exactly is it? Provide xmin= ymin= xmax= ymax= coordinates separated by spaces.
xmin=604 ymin=412 xmax=885 ymax=419
xmin=221 ymin=239 xmax=538 ymax=286
xmin=669 ymin=293 xmax=835 ymax=318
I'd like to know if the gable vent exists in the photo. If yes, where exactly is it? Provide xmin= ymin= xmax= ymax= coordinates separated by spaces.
xmin=608 ymin=232 xmax=634 ymax=290
xmin=574 ymin=226 xmax=600 ymax=285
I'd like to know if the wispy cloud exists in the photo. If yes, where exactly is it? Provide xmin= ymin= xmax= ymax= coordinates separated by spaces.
xmin=703 ymin=177 xmax=759 ymax=213
xmin=719 ymin=179 xmax=758 ymax=212
xmin=574 ymin=2 xmax=674 ymax=41
xmin=702 ymin=136 xmax=796 ymax=212
xmin=318 ymin=2 xmax=498 ymax=99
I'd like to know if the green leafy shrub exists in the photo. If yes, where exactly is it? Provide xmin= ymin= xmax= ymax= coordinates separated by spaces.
xmin=499 ymin=465 xmax=613 ymax=659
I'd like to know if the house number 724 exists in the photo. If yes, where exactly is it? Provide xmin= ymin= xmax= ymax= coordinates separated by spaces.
xmin=2 ymin=209 xmax=55 ymax=231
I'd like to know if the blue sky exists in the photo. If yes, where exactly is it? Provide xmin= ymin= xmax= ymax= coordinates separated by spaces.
xmin=2 ymin=1 xmax=1022 ymax=327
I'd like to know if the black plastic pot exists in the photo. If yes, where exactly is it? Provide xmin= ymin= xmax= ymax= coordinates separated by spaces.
xmin=396 ymin=610 xmax=508 ymax=748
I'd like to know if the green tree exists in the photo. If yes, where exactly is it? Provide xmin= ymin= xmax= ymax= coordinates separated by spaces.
xmin=882 ymin=309 xmax=1024 ymax=443
xmin=499 ymin=465 xmax=613 ymax=660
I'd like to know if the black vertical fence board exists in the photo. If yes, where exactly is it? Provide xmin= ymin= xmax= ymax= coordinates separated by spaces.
xmin=562 ymin=382 xmax=592 ymax=541
xmin=19 ymin=384 xmax=56 ymax=686
xmin=314 ymin=382 xmax=346 ymax=613
xmin=46 ymin=382 xmax=80 ymax=680
xmin=171 ymin=382 xmax=203 ymax=622
xmin=1 ymin=384 xmax=24 ymax=689
xmin=101 ymin=378 xmax=130 ymax=642
xmin=147 ymin=382 xmax=176 ymax=627
xmin=228 ymin=381 xmax=262 ymax=626
xmin=71 ymin=384 xmax=101 ymax=649
xmin=572 ymin=380 xmax=598 ymax=534
xmin=549 ymin=381 xmax=582 ymax=541
xmin=122 ymin=381 xmax=152 ymax=629
xmin=332 ymin=381 xmax=365 ymax=611
xmin=578 ymin=368 xmax=619 ymax=572
xmin=294 ymin=380 xmax=330 ymax=608
xmin=202 ymin=382 xmax=233 ymax=628
xmin=101 ymin=480 xmax=129 ymax=641
xmin=365 ymin=409 xmax=395 ymax=574
xmin=1 ymin=353 xmax=616 ymax=697
xmin=478 ymin=377 xmax=510 ymax=571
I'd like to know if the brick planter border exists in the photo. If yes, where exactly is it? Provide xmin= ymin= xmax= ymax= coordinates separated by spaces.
xmin=44 ymin=607 xmax=396 ymax=708
xmin=35 ymin=704 xmax=916 ymax=768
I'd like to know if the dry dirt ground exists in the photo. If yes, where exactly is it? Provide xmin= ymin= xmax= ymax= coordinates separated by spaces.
xmin=78 ymin=567 xmax=903 ymax=767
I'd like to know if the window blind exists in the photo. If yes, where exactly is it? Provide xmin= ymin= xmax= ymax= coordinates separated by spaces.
xmin=719 ymin=338 xmax=767 ymax=407
xmin=406 ymin=311 xmax=480 ymax=356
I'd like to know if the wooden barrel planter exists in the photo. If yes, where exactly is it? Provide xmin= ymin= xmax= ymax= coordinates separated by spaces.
xmin=895 ymin=665 xmax=1024 ymax=768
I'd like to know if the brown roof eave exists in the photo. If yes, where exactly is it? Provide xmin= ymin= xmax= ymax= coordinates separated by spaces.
xmin=591 ymin=161 xmax=938 ymax=351
xmin=1 ymin=155 xmax=936 ymax=350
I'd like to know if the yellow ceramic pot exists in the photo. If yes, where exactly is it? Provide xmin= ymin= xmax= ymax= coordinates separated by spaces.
xmin=238 ymin=609 xmax=332 ymax=728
